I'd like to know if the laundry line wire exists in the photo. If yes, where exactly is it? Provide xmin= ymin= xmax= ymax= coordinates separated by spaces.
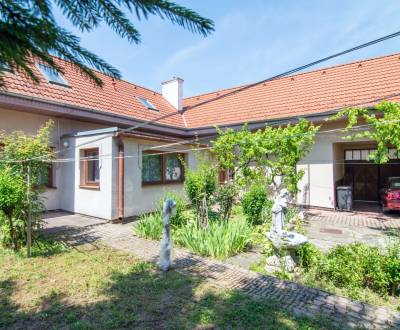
xmin=1 ymin=116 xmax=400 ymax=164
xmin=8 ymin=29 xmax=400 ymax=164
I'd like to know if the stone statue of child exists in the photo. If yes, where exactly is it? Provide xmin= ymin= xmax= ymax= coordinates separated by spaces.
xmin=159 ymin=199 xmax=176 ymax=271
xmin=271 ymin=189 xmax=289 ymax=236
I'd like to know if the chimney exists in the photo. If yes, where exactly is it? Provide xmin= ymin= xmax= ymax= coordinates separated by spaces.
xmin=161 ymin=77 xmax=184 ymax=111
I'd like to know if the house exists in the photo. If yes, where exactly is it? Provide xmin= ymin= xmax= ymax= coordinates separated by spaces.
xmin=1 ymin=53 xmax=400 ymax=219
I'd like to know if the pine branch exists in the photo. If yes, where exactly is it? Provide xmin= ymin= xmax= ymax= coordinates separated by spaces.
xmin=0 ymin=0 xmax=214 ymax=87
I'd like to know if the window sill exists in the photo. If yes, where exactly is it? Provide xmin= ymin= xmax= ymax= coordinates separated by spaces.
xmin=45 ymin=186 xmax=57 ymax=190
xmin=142 ymin=181 xmax=183 ymax=187
xmin=79 ymin=185 xmax=100 ymax=191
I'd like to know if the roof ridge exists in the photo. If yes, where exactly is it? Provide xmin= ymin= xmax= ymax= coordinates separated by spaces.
xmin=184 ymin=83 xmax=248 ymax=100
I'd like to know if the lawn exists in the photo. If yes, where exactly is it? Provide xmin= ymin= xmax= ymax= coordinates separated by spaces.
xmin=0 ymin=241 xmax=335 ymax=330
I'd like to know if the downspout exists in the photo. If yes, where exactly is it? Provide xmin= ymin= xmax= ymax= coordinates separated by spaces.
xmin=117 ymin=138 xmax=125 ymax=219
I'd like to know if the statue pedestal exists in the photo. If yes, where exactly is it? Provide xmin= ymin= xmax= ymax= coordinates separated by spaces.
xmin=267 ymin=231 xmax=308 ymax=250
xmin=265 ymin=231 xmax=308 ymax=274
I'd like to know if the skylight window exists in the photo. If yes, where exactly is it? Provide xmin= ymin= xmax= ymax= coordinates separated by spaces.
xmin=37 ymin=63 xmax=69 ymax=87
xmin=0 ymin=62 xmax=13 ymax=73
xmin=136 ymin=97 xmax=158 ymax=111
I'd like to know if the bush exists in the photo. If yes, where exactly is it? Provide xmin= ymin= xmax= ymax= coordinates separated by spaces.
xmin=295 ymin=243 xmax=323 ymax=270
xmin=135 ymin=212 xmax=163 ymax=240
xmin=315 ymin=243 xmax=396 ymax=296
xmin=175 ymin=218 xmax=253 ymax=259
xmin=0 ymin=170 xmax=25 ymax=251
xmin=241 ymin=184 xmax=272 ymax=225
xmin=184 ymin=161 xmax=217 ymax=226
xmin=385 ymin=241 xmax=400 ymax=295
xmin=215 ymin=182 xmax=239 ymax=221
xmin=157 ymin=191 xmax=188 ymax=227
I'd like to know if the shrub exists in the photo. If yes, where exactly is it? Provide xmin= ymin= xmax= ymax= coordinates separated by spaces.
xmin=215 ymin=182 xmax=239 ymax=221
xmin=384 ymin=241 xmax=400 ymax=295
xmin=316 ymin=243 xmax=392 ymax=295
xmin=157 ymin=191 xmax=188 ymax=227
xmin=295 ymin=243 xmax=323 ymax=270
xmin=0 ymin=170 xmax=25 ymax=251
xmin=135 ymin=212 xmax=163 ymax=240
xmin=175 ymin=218 xmax=253 ymax=259
xmin=184 ymin=161 xmax=217 ymax=226
xmin=241 ymin=184 xmax=272 ymax=225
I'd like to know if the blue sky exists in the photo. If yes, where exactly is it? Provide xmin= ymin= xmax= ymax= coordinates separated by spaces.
xmin=55 ymin=1 xmax=400 ymax=96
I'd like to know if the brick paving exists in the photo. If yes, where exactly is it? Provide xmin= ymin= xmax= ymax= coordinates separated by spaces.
xmin=43 ymin=212 xmax=400 ymax=330
xmin=306 ymin=209 xmax=400 ymax=229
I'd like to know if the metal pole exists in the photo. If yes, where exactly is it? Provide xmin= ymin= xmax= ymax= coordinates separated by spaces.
xmin=27 ymin=164 xmax=32 ymax=258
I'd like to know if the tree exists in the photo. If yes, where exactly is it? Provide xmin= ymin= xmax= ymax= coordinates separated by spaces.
xmin=329 ymin=101 xmax=400 ymax=164
xmin=0 ymin=169 xmax=25 ymax=251
xmin=0 ymin=120 xmax=54 ymax=251
xmin=0 ymin=1 xmax=214 ymax=86
xmin=212 ymin=119 xmax=319 ymax=193
xmin=184 ymin=160 xmax=217 ymax=227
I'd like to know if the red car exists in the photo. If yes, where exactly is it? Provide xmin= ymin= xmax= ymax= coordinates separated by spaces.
xmin=380 ymin=177 xmax=400 ymax=213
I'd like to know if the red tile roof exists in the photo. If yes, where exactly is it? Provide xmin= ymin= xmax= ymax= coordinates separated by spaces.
xmin=2 ymin=53 xmax=400 ymax=131
xmin=183 ymin=53 xmax=400 ymax=128
xmin=1 ymin=57 xmax=186 ymax=128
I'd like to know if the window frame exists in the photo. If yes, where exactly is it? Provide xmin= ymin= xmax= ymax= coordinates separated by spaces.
xmin=36 ymin=63 xmax=70 ymax=87
xmin=80 ymin=148 xmax=100 ymax=189
xmin=136 ymin=97 xmax=158 ymax=111
xmin=141 ymin=150 xmax=185 ymax=186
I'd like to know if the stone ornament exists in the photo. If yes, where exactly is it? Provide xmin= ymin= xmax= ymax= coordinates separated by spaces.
xmin=159 ymin=199 xmax=176 ymax=271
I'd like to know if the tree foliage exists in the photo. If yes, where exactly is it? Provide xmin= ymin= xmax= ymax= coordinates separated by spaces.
xmin=0 ymin=120 xmax=54 ymax=251
xmin=0 ymin=0 xmax=214 ymax=86
xmin=329 ymin=101 xmax=400 ymax=164
xmin=212 ymin=119 xmax=319 ymax=193
xmin=0 ymin=169 xmax=25 ymax=251
xmin=241 ymin=183 xmax=272 ymax=225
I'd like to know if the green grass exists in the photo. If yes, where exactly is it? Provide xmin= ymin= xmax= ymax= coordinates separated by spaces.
xmin=0 ymin=241 xmax=335 ymax=329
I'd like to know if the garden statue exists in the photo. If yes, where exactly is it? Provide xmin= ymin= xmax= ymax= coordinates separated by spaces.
xmin=267 ymin=189 xmax=308 ymax=250
xmin=159 ymin=199 xmax=176 ymax=271
xmin=271 ymin=189 xmax=289 ymax=236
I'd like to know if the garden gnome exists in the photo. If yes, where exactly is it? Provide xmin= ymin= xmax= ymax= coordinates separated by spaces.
xmin=271 ymin=189 xmax=289 ymax=236
xmin=159 ymin=199 xmax=176 ymax=271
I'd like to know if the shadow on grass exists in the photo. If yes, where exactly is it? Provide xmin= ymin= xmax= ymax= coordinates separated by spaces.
xmin=0 ymin=260 xmax=336 ymax=330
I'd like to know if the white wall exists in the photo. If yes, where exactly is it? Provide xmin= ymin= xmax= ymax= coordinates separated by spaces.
xmin=296 ymin=123 xmax=375 ymax=209
xmin=0 ymin=107 xmax=105 ymax=212
xmin=70 ymin=134 xmax=114 ymax=220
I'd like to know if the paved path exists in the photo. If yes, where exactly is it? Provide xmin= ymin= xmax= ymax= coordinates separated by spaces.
xmin=305 ymin=209 xmax=400 ymax=251
xmin=43 ymin=212 xmax=400 ymax=330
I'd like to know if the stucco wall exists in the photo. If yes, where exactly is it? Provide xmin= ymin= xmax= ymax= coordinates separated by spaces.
xmin=0 ymin=107 xmax=106 ymax=211
xmin=121 ymin=138 xmax=199 ymax=217
xmin=296 ymin=122 xmax=375 ymax=209
xmin=69 ymin=134 xmax=114 ymax=220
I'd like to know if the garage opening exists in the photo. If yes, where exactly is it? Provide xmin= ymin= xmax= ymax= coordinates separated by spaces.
xmin=333 ymin=142 xmax=400 ymax=211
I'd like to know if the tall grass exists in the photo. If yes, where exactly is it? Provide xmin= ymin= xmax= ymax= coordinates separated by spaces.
xmin=135 ymin=212 xmax=163 ymax=240
xmin=175 ymin=219 xmax=253 ymax=260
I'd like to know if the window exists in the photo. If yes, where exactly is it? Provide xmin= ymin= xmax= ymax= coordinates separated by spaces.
xmin=38 ymin=163 xmax=54 ymax=188
xmin=37 ymin=63 xmax=69 ymax=86
xmin=142 ymin=151 xmax=184 ymax=185
xmin=345 ymin=148 xmax=400 ymax=161
xmin=136 ymin=97 xmax=158 ymax=111
xmin=0 ymin=62 xmax=12 ymax=73
xmin=80 ymin=148 xmax=100 ymax=188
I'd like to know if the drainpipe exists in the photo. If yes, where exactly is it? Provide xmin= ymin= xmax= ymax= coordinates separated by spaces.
xmin=117 ymin=139 xmax=125 ymax=219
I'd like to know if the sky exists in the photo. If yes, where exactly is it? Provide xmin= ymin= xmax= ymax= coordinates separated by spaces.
xmin=55 ymin=0 xmax=400 ymax=97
